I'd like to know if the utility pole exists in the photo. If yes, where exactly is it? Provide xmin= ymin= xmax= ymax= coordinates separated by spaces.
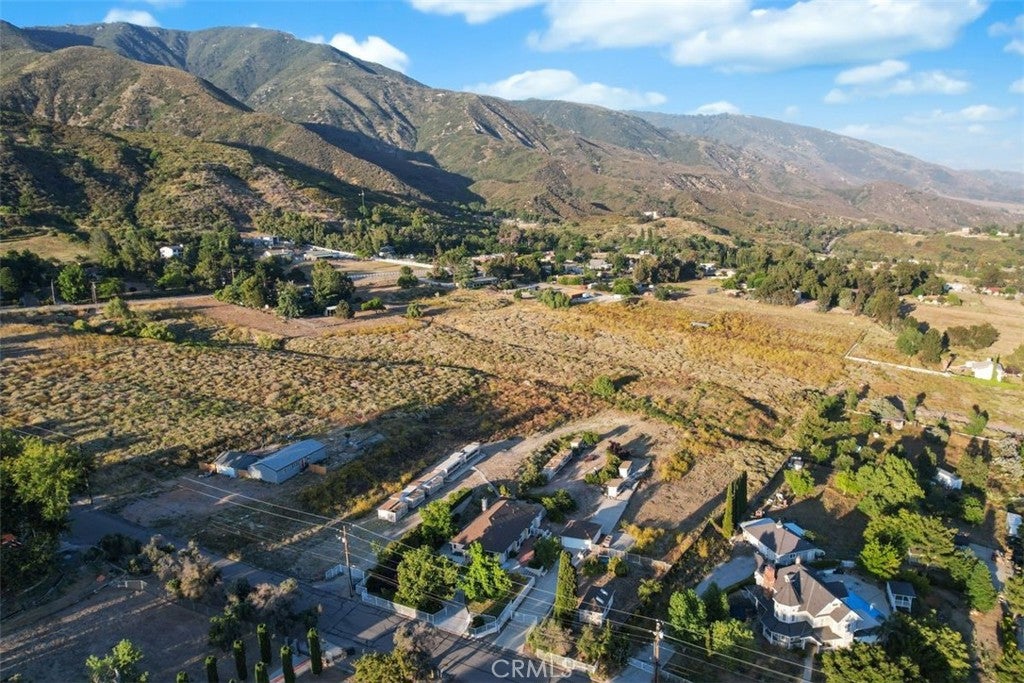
xmin=91 ymin=280 xmax=98 ymax=305
xmin=50 ymin=279 xmax=57 ymax=305
xmin=653 ymin=619 xmax=663 ymax=683
xmin=342 ymin=526 xmax=353 ymax=597
xmin=360 ymin=189 xmax=366 ymax=212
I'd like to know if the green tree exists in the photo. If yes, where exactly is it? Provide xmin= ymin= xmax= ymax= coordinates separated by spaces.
xmin=823 ymin=643 xmax=918 ymax=683
xmin=360 ymin=297 xmax=385 ymax=311
xmin=702 ymin=583 xmax=729 ymax=623
xmin=177 ymin=673 xmax=191 ymax=683
xmin=721 ymin=479 xmax=735 ymax=537
xmin=205 ymin=655 xmax=219 ymax=683
xmin=734 ymin=471 xmax=747 ymax=519
xmin=232 ymin=640 xmax=247 ymax=681
xmin=996 ymin=640 xmax=1024 ymax=683
xmin=275 ymin=282 xmax=302 ymax=320
xmin=392 ymin=622 xmax=438 ymax=681
xmin=965 ymin=406 xmax=988 ymax=436
xmin=526 ymin=617 xmax=572 ymax=656
xmin=405 ymin=302 xmax=423 ymax=319
xmin=57 ymin=262 xmax=88 ymax=303
xmin=397 ymin=265 xmax=419 ymax=289
xmin=884 ymin=613 xmax=969 ymax=683
xmin=352 ymin=652 xmax=405 ymax=682
xmin=895 ymin=325 xmax=923 ymax=356
xmin=784 ymin=468 xmax=815 ymax=497
xmin=592 ymin=375 xmax=616 ymax=399
xmin=307 ymin=628 xmax=323 ymax=676
xmin=85 ymin=640 xmax=150 ymax=683
xmin=333 ymin=300 xmax=354 ymax=319
xmin=918 ymin=328 xmax=945 ymax=363
xmin=854 ymin=456 xmax=924 ymax=518
xmin=418 ymin=498 xmax=455 ymax=547
xmin=960 ymin=496 xmax=984 ymax=525
xmin=553 ymin=551 xmax=577 ymax=624
xmin=668 ymin=588 xmax=707 ymax=642
xmin=947 ymin=549 xmax=997 ymax=611
xmin=280 ymin=645 xmax=294 ymax=683
xmin=460 ymin=542 xmax=512 ymax=602
xmin=860 ymin=533 xmax=904 ymax=579
xmin=867 ymin=289 xmax=900 ymax=326
xmin=394 ymin=545 xmax=459 ymax=611
xmin=310 ymin=260 xmax=353 ymax=307
xmin=611 ymin=277 xmax=637 ymax=295
xmin=638 ymin=578 xmax=662 ymax=605
xmin=254 ymin=661 xmax=269 ymax=683
xmin=706 ymin=619 xmax=754 ymax=665
xmin=105 ymin=296 xmax=133 ymax=321
xmin=256 ymin=624 xmax=271 ymax=665
xmin=1004 ymin=574 xmax=1024 ymax=616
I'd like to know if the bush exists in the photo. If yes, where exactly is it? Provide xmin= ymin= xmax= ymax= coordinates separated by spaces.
xmin=784 ymin=468 xmax=815 ymax=497
xmin=608 ymin=555 xmax=628 ymax=577
xmin=361 ymin=298 xmax=385 ymax=312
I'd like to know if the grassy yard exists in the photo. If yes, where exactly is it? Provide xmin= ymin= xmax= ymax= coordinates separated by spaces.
xmin=467 ymin=573 xmax=531 ymax=618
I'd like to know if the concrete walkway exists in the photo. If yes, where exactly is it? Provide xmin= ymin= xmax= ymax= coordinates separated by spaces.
xmin=696 ymin=551 xmax=756 ymax=596
xmin=491 ymin=568 xmax=558 ymax=651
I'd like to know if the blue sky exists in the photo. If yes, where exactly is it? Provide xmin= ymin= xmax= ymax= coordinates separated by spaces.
xmin=3 ymin=0 xmax=1023 ymax=172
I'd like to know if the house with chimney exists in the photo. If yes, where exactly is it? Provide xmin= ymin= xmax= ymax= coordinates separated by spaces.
xmin=740 ymin=518 xmax=823 ymax=566
xmin=449 ymin=498 xmax=544 ymax=562
xmin=752 ymin=559 xmax=882 ymax=650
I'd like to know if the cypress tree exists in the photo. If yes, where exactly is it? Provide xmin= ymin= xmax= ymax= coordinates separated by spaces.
xmin=177 ymin=673 xmax=191 ymax=683
xmin=256 ymin=624 xmax=271 ymax=665
xmin=205 ymin=655 xmax=219 ymax=683
xmin=553 ymin=550 xmax=577 ymax=625
xmin=254 ymin=661 xmax=269 ymax=683
xmin=735 ymin=471 xmax=747 ymax=519
xmin=307 ymin=628 xmax=323 ymax=676
xmin=232 ymin=640 xmax=247 ymax=681
xmin=721 ymin=480 xmax=735 ymax=538
xmin=281 ymin=645 xmax=295 ymax=683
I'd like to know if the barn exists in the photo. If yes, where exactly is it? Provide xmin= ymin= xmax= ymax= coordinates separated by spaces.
xmin=249 ymin=439 xmax=326 ymax=484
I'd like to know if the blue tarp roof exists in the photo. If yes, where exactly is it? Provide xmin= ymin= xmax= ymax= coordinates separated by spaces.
xmin=255 ymin=439 xmax=325 ymax=472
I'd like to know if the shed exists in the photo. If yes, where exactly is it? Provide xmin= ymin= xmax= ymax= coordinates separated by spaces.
xmin=433 ymin=453 xmax=466 ymax=479
xmin=1007 ymin=512 xmax=1022 ymax=538
xmin=248 ymin=440 xmax=326 ymax=484
xmin=561 ymin=521 xmax=603 ymax=552
xmin=605 ymin=478 xmax=627 ymax=498
xmin=416 ymin=473 xmax=445 ymax=496
xmin=579 ymin=586 xmax=615 ymax=626
xmin=400 ymin=485 xmax=426 ymax=508
xmin=886 ymin=581 xmax=917 ymax=613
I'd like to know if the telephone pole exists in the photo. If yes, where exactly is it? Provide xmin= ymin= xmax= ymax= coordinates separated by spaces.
xmin=653 ymin=619 xmax=663 ymax=683
xmin=342 ymin=526 xmax=353 ymax=597
xmin=50 ymin=279 xmax=57 ymax=305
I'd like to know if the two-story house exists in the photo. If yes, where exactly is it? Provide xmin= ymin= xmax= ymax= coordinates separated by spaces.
xmin=740 ymin=518 xmax=823 ymax=565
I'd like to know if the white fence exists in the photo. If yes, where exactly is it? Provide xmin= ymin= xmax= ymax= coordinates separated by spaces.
xmin=535 ymin=651 xmax=597 ymax=675
xmin=324 ymin=563 xmax=365 ymax=581
xmin=467 ymin=575 xmax=536 ymax=638
xmin=627 ymin=657 xmax=692 ymax=683
xmin=358 ymin=586 xmax=465 ymax=631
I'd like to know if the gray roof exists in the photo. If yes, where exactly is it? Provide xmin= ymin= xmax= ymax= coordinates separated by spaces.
xmin=562 ymin=520 xmax=603 ymax=542
xmin=254 ymin=439 xmax=326 ymax=472
xmin=579 ymin=586 xmax=614 ymax=613
xmin=743 ymin=519 xmax=820 ymax=558
xmin=215 ymin=450 xmax=259 ymax=469
xmin=887 ymin=581 xmax=917 ymax=598
xmin=451 ymin=499 xmax=543 ymax=555
xmin=774 ymin=565 xmax=852 ymax=623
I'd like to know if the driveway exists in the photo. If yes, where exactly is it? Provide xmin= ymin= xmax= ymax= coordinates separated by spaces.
xmin=968 ymin=543 xmax=1005 ymax=590
xmin=696 ymin=548 xmax=756 ymax=596
xmin=492 ymin=568 xmax=558 ymax=652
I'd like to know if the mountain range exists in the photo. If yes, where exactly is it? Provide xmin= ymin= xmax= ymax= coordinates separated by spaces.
xmin=2 ymin=20 xmax=1021 ymax=241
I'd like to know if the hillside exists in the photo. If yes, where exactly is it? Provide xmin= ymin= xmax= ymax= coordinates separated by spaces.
xmin=2 ymin=20 xmax=1019 ymax=234
xmin=632 ymin=111 xmax=1024 ymax=204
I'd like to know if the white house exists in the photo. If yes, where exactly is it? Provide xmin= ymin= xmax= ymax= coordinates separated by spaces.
xmin=159 ymin=244 xmax=184 ymax=259
xmin=578 ymin=586 xmax=615 ymax=626
xmin=605 ymin=478 xmax=628 ymax=498
xmin=964 ymin=359 xmax=1005 ymax=382
xmin=542 ymin=448 xmax=574 ymax=482
xmin=377 ymin=496 xmax=409 ymax=523
xmin=400 ymin=485 xmax=426 ymax=509
xmin=561 ymin=520 xmax=603 ymax=552
xmin=1007 ymin=512 xmax=1022 ymax=538
xmin=415 ymin=473 xmax=445 ymax=496
xmin=935 ymin=468 xmax=963 ymax=490
xmin=885 ymin=581 xmax=916 ymax=613
xmin=740 ymin=518 xmax=823 ymax=565
xmin=754 ymin=561 xmax=881 ymax=650
xmin=248 ymin=439 xmax=326 ymax=484
xmin=450 ymin=498 xmax=544 ymax=561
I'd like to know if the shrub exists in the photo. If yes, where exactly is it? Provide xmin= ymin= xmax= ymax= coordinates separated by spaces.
xmin=784 ymin=468 xmax=815 ymax=497
xmin=361 ymin=298 xmax=385 ymax=312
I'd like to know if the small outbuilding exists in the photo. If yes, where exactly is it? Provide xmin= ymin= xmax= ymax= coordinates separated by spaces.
xmin=377 ymin=496 xmax=409 ymax=523
xmin=561 ymin=520 xmax=604 ymax=552
xmin=886 ymin=581 xmax=917 ymax=613
xmin=605 ymin=478 xmax=627 ymax=498
xmin=213 ymin=450 xmax=259 ymax=478
xmin=935 ymin=468 xmax=963 ymax=490
xmin=579 ymin=586 xmax=615 ymax=626
xmin=248 ymin=439 xmax=326 ymax=484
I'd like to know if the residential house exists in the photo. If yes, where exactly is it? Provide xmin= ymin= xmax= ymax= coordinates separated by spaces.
xmin=542 ymin=448 xmax=574 ymax=482
xmin=964 ymin=359 xmax=1005 ymax=382
xmin=400 ymin=485 xmax=426 ymax=509
xmin=449 ymin=498 xmax=544 ymax=561
xmin=754 ymin=560 xmax=880 ymax=650
xmin=248 ymin=439 xmax=326 ymax=484
xmin=1007 ymin=512 xmax=1022 ymax=538
xmin=377 ymin=496 xmax=409 ymax=523
xmin=561 ymin=521 xmax=603 ymax=552
xmin=935 ymin=468 xmax=963 ymax=490
xmin=415 ymin=473 xmax=445 ymax=496
xmin=159 ymin=244 xmax=184 ymax=259
xmin=885 ymin=581 xmax=916 ymax=613
xmin=579 ymin=586 xmax=615 ymax=626
xmin=740 ymin=518 xmax=823 ymax=566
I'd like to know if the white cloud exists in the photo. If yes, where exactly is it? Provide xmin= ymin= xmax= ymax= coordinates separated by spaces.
xmin=835 ymin=60 xmax=908 ymax=85
xmin=465 ymin=69 xmax=666 ymax=109
xmin=102 ymin=9 xmax=160 ymax=27
xmin=409 ymin=0 xmax=541 ymax=24
xmin=906 ymin=104 xmax=1018 ymax=124
xmin=670 ymin=1 xmax=987 ymax=71
xmin=137 ymin=0 xmax=184 ymax=7
xmin=689 ymin=100 xmax=740 ymax=115
xmin=783 ymin=105 xmax=800 ymax=119
xmin=1011 ymin=78 xmax=1024 ymax=94
xmin=825 ymin=69 xmax=969 ymax=103
xmin=528 ymin=1 xmax=746 ymax=51
xmin=307 ymin=33 xmax=410 ymax=73
xmin=988 ymin=14 xmax=1023 ymax=36
xmin=1005 ymin=39 xmax=1024 ymax=55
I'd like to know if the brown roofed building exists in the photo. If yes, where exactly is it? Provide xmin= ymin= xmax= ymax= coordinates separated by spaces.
xmin=449 ymin=498 xmax=544 ymax=562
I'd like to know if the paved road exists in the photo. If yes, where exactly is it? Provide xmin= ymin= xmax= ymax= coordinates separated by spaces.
xmin=66 ymin=503 xmax=581 ymax=681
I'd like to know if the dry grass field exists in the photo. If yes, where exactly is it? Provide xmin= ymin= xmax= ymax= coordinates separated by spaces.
xmin=2 ymin=231 xmax=92 ymax=262
xmin=904 ymin=291 xmax=1024 ymax=357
